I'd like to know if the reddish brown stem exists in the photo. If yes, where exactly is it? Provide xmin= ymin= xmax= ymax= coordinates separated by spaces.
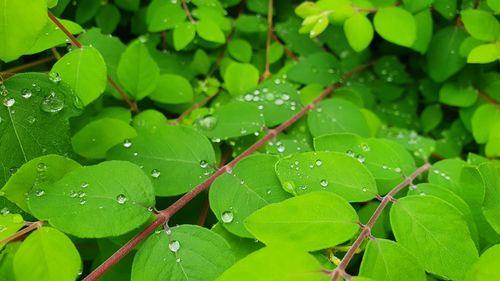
xmin=0 ymin=221 xmax=44 ymax=245
xmin=260 ymin=0 xmax=274 ymax=82
xmin=197 ymin=197 xmax=210 ymax=226
xmin=181 ymin=0 xmax=196 ymax=24
xmin=330 ymin=163 xmax=432 ymax=281
xmin=1 ymin=56 xmax=56 ymax=75
xmin=171 ymin=94 xmax=216 ymax=125
xmin=478 ymin=90 xmax=500 ymax=109
xmin=83 ymin=63 xmax=371 ymax=281
xmin=47 ymin=11 xmax=138 ymax=112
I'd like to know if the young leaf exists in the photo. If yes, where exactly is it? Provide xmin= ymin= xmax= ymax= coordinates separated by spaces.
xmin=71 ymin=118 xmax=137 ymax=159
xmin=51 ymin=46 xmax=108 ymax=105
xmin=465 ymin=244 xmax=500 ymax=281
xmin=467 ymin=44 xmax=499 ymax=64
xmin=149 ymin=74 xmax=194 ymax=104
xmin=217 ymin=246 xmax=325 ymax=281
xmin=117 ymin=40 xmax=160 ymax=100
xmin=343 ymin=13 xmax=373 ymax=52
xmin=461 ymin=10 xmax=500 ymax=42
xmin=373 ymin=7 xmax=416 ymax=47
xmin=359 ymin=239 xmax=426 ymax=281
xmin=390 ymin=195 xmax=479 ymax=280
xmin=107 ymin=125 xmax=217 ymax=196
xmin=196 ymin=18 xmax=226 ymax=43
xmin=471 ymin=104 xmax=500 ymax=144
xmin=308 ymin=98 xmax=370 ymax=138
xmin=173 ymin=22 xmax=196 ymax=50
xmin=28 ymin=161 xmax=156 ymax=238
xmin=426 ymin=26 xmax=467 ymax=82
xmin=13 ymin=227 xmax=81 ymax=281
xmin=131 ymin=225 xmax=235 ymax=281
xmin=0 ymin=0 xmax=47 ymax=62
xmin=275 ymin=151 xmax=377 ymax=201
xmin=209 ymin=154 xmax=291 ymax=237
xmin=1 ymin=155 xmax=81 ymax=212
xmin=245 ymin=191 xmax=359 ymax=251
xmin=223 ymin=62 xmax=259 ymax=96
xmin=0 ymin=73 xmax=82 ymax=188
xmin=228 ymin=39 xmax=253 ymax=62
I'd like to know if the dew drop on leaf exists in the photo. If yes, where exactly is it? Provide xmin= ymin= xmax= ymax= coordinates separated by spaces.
xmin=151 ymin=169 xmax=161 ymax=178
xmin=48 ymin=72 xmax=62 ymax=83
xmin=40 ymin=91 xmax=65 ymax=113
xmin=221 ymin=211 xmax=234 ymax=223
xmin=346 ymin=149 xmax=355 ymax=157
xmin=198 ymin=116 xmax=217 ymax=130
xmin=320 ymin=179 xmax=328 ymax=187
xmin=116 ymin=194 xmax=127 ymax=204
xmin=21 ymin=89 xmax=32 ymax=99
xmin=361 ymin=144 xmax=370 ymax=151
xmin=357 ymin=155 xmax=366 ymax=164
xmin=34 ymin=189 xmax=45 ymax=197
xmin=277 ymin=145 xmax=285 ymax=153
xmin=315 ymin=159 xmax=322 ymax=166
xmin=81 ymin=182 xmax=88 ymax=188
xmin=36 ymin=163 xmax=47 ymax=172
xmin=169 ymin=240 xmax=181 ymax=252
xmin=394 ymin=167 xmax=402 ymax=173
xmin=199 ymin=160 xmax=208 ymax=168
xmin=3 ymin=97 xmax=15 ymax=107
xmin=123 ymin=139 xmax=132 ymax=148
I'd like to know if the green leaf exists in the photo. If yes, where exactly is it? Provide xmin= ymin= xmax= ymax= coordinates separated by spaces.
xmin=0 ymin=241 xmax=20 ymax=280
xmin=275 ymin=151 xmax=377 ymax=201
xmin=0 ymin=214 xmax=24 ymax=250
xmin=379 ymin=127 xmax=436 ymax=161
xmin=195 ymin=102 xmax=265 ymax=140
xmin=359 ymin=239 xmax=426 ymax=281
xmin=344 ymin=13 xmax=374 ymax=52
xmin=197 ymin=18 xmax=226 ymax=43
xmin=13 ymin=227 xmax=81 ymax=281
xmin=228 ymin=39 xmax=253 ymax=62
xmin=146 ymin=0 xmax=186 ymax=31
xmin=433 ymin=0 xmax=456 ymax=20
xmin=467 ymin=44 xmax=499 ymax=64
xmin=1 ymin=155 xmax=81 ymax=212
xmin=426 ymin=26 xmax=468 ymax=82
xmin=465 ymin=244 xmax=500 ymax=281
xmin=217 ymin=246 xmax=325 ymax=281
xmin=308 ymin=98 xmax=370 ymax=138
xmin=411 ymin=9 xmax=433 ymax=53
xmin=390 ymin=195 xmax=479 ymax=280
xmin=150 ymin=74 xmax=194 ymax=104
xmin=0 ymin=73 xmax=82 ymax=188
xmin=211 ymin=223 xmax=263 ymax=260
xmin=287 ymin=53 xmax=341 ymax=86
xmin=117 ymin=40 xmax=160 ymax=100
xmin=107 ymin=125 xmax=217 ymax=196
xmin=471 ymin=104 xmax=500 ymax=144
xmin=173 ymin=22 xmax=196 ymax=50
xmin=224 ymin=62 xmax=259 ymax=96
xmin=96 ymin=4 xmax=121 ymax=34
xmin=487 ymin=0 xmax=500 ymax=13
xmin=75 ymin=0 xmax=100 ymax=24
xmin=71 ymin=118 xmax=137 ymax=159
xmin=51 ymin=46 xmax=108 ymax=106
xmin=402 ymin=0 xmax=434 ymax=13
xmin=131 ymin=109 xmax=168 ymax=134
xmin=374 ymin=7 xmax=416 ymax=47
xmin=479 ymin=162 xmax=500 ymax=235
xmin=28 ymin=161 xmax=155 ymax=238
xmin=115 ymin=0 xmax=139 ymax=11
xmin=245 ymin=191 xmax=359 ymax=251
xmin=314 ymin=133 xmax=416 ymax=195
xmin=132 ymin=225 xmax=235 ymax=281
xmin=461 ymin=10 xmax=500 ymax=42
xmin=439 ymin=82 xmax=478 ymax=107
xmin=0 ymin=0 xmax=47 ymax=62
xmin=420 ymin=104 xmax=442 ymax=132
xmin=27 ymin=18 xmax=83 ymax=55
xmin=209 ymin=154 xmax=291 ymax=237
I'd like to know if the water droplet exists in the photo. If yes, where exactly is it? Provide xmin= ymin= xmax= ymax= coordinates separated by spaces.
xmin=240 ymin=128 xmax=248 ymax=134
xmin=37 ymin=162 xmax=47 ymax=172
xmin=394 ymin=167 xmax=402 ymax=173
xmin=221 ymin=211 xmax=234 ymax=223
xmin=409 ymin=184 xmax=417 ymax=190
xmin=79 ymin=198 xmax=87 ymax=205
xmin=69 ymin=191 xmax=78 ymax=198
xmin=34 ymin=189 xmax=45 ymax=197
xmin=198 ymin=116 xmax=217 ymax=130
xmin=78 ymin=191 xmax=86 ymax=198
xmin=40 ymin=91 xmax=64 ymax=113
xmin=346 ymin=149 xmax=355 ymax=157
xmin=283 ymin=181 xmax=296 ymax=194
xmin=21 ymin=89 xmax=32 ymax=99
xmin=3 ymin=97 xmax=15 ymax=107
xmin=123 ymin=139 xmax=132 ymax=148
xmin=199 ymin=160 xmax=208 ymax=168
xmin=9 ymin=167 xmax=17 ymax=174
xmin=274 ymin=99 xmax=284 ymax=105
xmin=357 ymin=155 xmax=366 ymax=164
xmin=176 ymin=258 xmax=181 ymax=263
xmin=169 ymin=240 xmax=181 ymax=252
xmin=48 ymin=72 xmax=62 ymax=83
xmin=0 ymin=208 xmax=10 ymax=215
xmin=361 ymin=144 xmax=370 ymax=152
xmin=81 ymin=182 xmax=88 ymax=188
xmin=382 ymin=164 xmax=388 ymax=170
xmin=277 ymin=145 xmax=285 ymax=153
xmin=116 ymin=194 xmax=127 ymax=204
xmin=315 ymin=159 xmax=322 ymax=166
xmin=151 ymin=169 xmax=161 ymax=178
xmin=362 ymin=187 xmax=367 ymax=192
xmin=266 ymin=189 xmax=272 ymax=195
xmin=27 ymin=116 xmax=36 ymax=124
xmin=320 ymin=179 xmax=328 ymax=187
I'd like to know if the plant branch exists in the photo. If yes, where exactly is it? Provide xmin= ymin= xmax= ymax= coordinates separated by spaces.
xmin=83 ymin=62 xmax=372 ymax=281
xmin=171 ymin=91 xmax=218 ymax=125
xmin=181 ymin=0 xmax=196 ymax=24
xmin=261 ymin=0 xmax=274 ymax=81
xmin=478 ymin=90 xmax=500 ymax=109
xmin=1 ymin=56 xmax=56 ymax=74
xmin=47 ymin=11 xmax=138 ymax=112
xmin=329 ymin=162 xmax=432 ymax=281
xmin=0 ymin=221 xmax=44 ymax=245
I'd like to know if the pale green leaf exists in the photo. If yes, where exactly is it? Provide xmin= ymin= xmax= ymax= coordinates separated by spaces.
xmin=344 ymin=13 xmax=373 ymax=52
xmin=374 ymin=7 xmax=416 ymax=47
xmin=149 ymin=74 xmax=194 ymax=104
xmin=224 ymin=62 xmax=259 ymax=96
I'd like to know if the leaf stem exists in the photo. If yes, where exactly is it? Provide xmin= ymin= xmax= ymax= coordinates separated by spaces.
xmin=1 ymin=56 xmax=56 ymax=75
xmin=47 ymin=11 xmax=138 ymax=112
xmin=0 ymin=221 xmax=44 ymax=245
xmin=478 ymin=90 xmax=500 ymax=109
xmin=329 ymin=162 xmax=432 ymax=281
xmin=260 ymin=0 xmax=274 ymax=82
xmin=82 ymin=62 xmax=371 ymax=281
xmin=181 ymin=0 xmax=196 ymax=24
xmin=171 ymin=91 xmax=217 ymax=125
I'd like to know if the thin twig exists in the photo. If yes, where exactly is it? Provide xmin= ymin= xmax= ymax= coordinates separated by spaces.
xmin=260 ymin=0 xmax=274 ymax=81
xmin=329 ymin=163 xmax=432 ymax=281
xmin=1 ymin=56 xmax=56 ymax=74
xmin=47 ymin=11 xmax=138 ymax=112
xmin=181 ymin=0 xmax=196 ymax=24
xmin=82 ymin=63 xmax=372 ymax=281
xmin=478 ymin=90 xmax=500 ymax=109
xmin=271 ymin=33 xmax=299 ymax=62
xmin=0 ymin=221 xmax=45 ymax=245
